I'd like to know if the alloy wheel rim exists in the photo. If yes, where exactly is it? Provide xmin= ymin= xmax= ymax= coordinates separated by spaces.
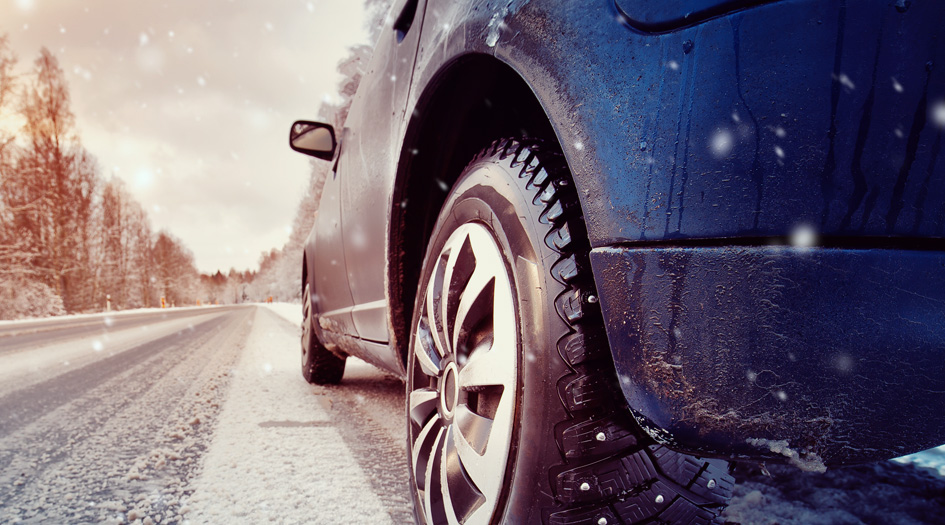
xmin=409 ymin=222 xmax=518 ymax=525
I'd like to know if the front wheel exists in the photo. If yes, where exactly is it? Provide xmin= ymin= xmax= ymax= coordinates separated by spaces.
xmin=406 ymin=139 xmax=733 ymax=524
xmin=301 ymin=283 xmax=346 ymax=384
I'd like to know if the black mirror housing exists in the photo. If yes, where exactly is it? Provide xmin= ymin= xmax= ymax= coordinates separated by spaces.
xmin=289 ymin=120 xmax=336 ymax=161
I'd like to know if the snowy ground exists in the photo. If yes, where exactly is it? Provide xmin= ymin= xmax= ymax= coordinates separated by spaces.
xmin=183 ymin=306 xmax=410 ymax=524
xmin=0 ymin=304 xmax=223 ymax=330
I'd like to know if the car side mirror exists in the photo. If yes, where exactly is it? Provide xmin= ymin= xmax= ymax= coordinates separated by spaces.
xmin=289 ymin=120 xmax=336 ymax=160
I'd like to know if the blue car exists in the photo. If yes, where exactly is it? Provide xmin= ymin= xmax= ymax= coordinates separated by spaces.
xmin=289 ymin=0 xmax=945 ymax=522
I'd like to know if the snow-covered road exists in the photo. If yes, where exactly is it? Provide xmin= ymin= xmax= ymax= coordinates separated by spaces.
xmin=0 ymin=305 xmax=411 ymax=524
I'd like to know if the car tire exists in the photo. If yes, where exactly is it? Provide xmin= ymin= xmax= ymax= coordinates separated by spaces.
xmin=301 ymin=283 xmax=346 ymax=384
xmin=406 ymin=139 xmax=733 ymax=524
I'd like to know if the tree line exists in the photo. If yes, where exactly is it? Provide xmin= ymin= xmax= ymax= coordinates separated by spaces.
xmin=1 ymin=1 xmax=388 ymax=318
xmin=0 ymin=35 xmax=252 ymax=320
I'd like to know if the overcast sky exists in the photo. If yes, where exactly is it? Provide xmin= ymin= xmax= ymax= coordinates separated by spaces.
xmin=0 ymin=0 xmax=370 ymax=274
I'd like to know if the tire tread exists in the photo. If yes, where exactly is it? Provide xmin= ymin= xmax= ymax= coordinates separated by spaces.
xmin=482 ymin=138 xmax=733 ymax=524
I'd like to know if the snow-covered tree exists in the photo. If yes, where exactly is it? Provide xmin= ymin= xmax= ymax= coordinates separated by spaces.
xmin=0 ymin=39 xmax=217 ymax=318
xmin=152 ymin=230 xmax=199 ymax=307
xmin=2 ymin=48 xmax=100 ymax=312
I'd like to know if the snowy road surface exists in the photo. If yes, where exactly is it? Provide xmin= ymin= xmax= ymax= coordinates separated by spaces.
xmin=1 ymin=304 xmax=944 ymax=524
xmin=0 ymin=305 xmax=412 ymax=524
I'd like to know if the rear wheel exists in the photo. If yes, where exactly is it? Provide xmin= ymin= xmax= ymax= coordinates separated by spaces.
xmin=406 ymin=139 xmax=733 ymax=524
xmin=301 ymin=283 xmax=346 ymax=384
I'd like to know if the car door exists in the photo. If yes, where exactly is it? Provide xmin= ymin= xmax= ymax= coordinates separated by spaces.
xmin=309 ymin=157 xmax=359 ymax=337
xmin=338 ymin=0 xmax=427 ymax=343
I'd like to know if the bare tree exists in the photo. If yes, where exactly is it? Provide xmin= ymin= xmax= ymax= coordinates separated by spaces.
xmin=96 ymin=178 xmax=155 ymax=309
xmin=0 ymin=34 xmax=16 ymax=158
xmin=152 ymin=230 xmax=199 ymax=307
xmin=4 ymin=48 xmax=101 ymax=312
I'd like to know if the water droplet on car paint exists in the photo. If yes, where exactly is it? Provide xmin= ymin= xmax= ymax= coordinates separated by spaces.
xmin=834 ymin=353 xmax=854 ymax=373
xmin=710 ymin=129 xmax=734 ymax=158
xmin=932 ymin=100 xmax=945 ymax=130
xmin=835 ymin=73 xmax=855 ymax=90
xmin=580 ymin=482 xmax=591 ymax=491
xmin=596 ymin=432 xmax=606 ymax=442
xmin=891 ymin=77 xmax=904 ymax=93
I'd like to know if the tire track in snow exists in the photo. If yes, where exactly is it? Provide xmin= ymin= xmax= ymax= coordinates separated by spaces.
xmin=0 ymin=307 xmax=251 ymax=524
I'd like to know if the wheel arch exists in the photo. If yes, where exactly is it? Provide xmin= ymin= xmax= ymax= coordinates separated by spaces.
xmin=387 ymin=53 xmax=561 ymax=367
xmin=301 ymin=252 xmax=307 ymax=298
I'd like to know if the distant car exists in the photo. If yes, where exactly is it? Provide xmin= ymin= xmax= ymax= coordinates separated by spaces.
xmin=289 ymin=0 xmax=945 ymax=523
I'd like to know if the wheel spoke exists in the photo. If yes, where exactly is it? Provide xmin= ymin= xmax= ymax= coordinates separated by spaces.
xmin=413 ymin=414 xmax=442 ymax=492
xmin=441 ymin=426 xmax=485 ymax=525
xmin=451 ymin=392 xmax=514 ymax=514
xmin=409 ymin=388 xmax=439 ymax=427
xmin=426 ymin=249 xmax=451 ymax=358
xmin=444 ymin=235 xmax=476 ymax=347
xmin=415 ymin=317 xmax=442 ymax=377
xmin=424 ymin=427 xmax=448 ymax=525
xmin=451 ymin=268 xmax=495 ymax=355
xmin=454 ymin=404 xmax=493 ymax=455
xmin=457 ymin=338 xmax=516 ymax=389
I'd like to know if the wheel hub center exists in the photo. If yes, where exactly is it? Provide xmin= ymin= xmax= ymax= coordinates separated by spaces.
xmin=441 ymin=362 xmax=459 ymax=417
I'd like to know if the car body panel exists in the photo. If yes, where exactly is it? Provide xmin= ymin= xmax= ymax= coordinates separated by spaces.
xmin=301 ymin=0 xmax=945 ymax=462
xmin=614 ymin=0 xmax=779 ymax=32
xmin=307 ymin=170 xmax=359 ymax=337
xmin=339 ymin=0 xmax=428 ymax=343
xmin=308 ymin=0 xmax=429 ymax=347
xmin=591 ymin=245 xmax=945 ymax=465
xmin=475 ymin=0 xmax=945 ymax=247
